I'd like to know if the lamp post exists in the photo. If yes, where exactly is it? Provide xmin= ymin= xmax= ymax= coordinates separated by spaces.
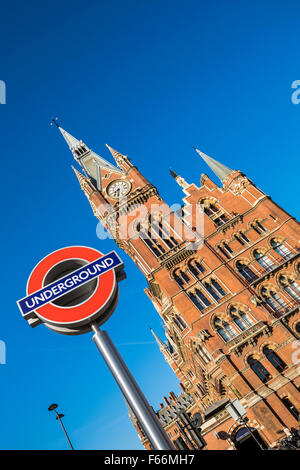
xmin=48 ymin=403 xmax=74 ymax=450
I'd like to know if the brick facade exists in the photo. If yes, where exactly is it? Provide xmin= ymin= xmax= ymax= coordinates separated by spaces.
xmin=60 ymin=128 xmax=300 ymax=450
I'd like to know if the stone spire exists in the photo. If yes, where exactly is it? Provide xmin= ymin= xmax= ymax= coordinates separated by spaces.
xmin=169 ymin=168 xmax=190 ymax=190
xmin=194 ymin=149 xmax=233 ymax=182
xmin=105 ymin=144 xmax=132 ymax=171
xmin=55 ymin=125 xmax=124 ymax=191
xmin=71 ymin=165 xmax=95 ymax=196
xmin=150 ymin=328 xmax=167 ymax=352
xmin=58 ymin=127 xmax=83 ymax=153
xmin=58 ymin=126 xmax=117 ymax=170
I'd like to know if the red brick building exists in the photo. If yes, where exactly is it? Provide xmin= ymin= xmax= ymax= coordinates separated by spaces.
xmin=58 ymin=126 xmax=300 ymax=450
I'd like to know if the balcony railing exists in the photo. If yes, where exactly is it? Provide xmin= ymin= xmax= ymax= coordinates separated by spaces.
xmin=262 ymin=298 xmax=300 ymax=319
xmin=227 ymin=321 xmax=270 ymax=353
xmin=237 ymin=248 xmax=300 ymax=285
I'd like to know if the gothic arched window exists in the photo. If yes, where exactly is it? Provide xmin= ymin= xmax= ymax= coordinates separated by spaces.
xmin=263 ymin=346 xmax=286 ymax=373
xmin=137 ymin=223 xmax=166 ymax=257
xmin=189 ymin=293 xmax=205 ymax=311
xmin=203 ymin=279 xmax=227 ymax=302
xmin=218 ymin=243 xmax=233 ymax=259
xmin=173 ymin=315 xmax=187 ymax=331
xmin=214 ymin=318 xmax=238 ymax=342
xmin=247 ymin=356 xmax=271 ymax=383
xmin=174 ymin=270 xmax=185 ymax=288
xmin=197 ymin=345 xmax=212 ymax=364
xmin=180 ymin=270 xmax=190 ymax=283
xmin=150 ymin=217 xmax=180 ymax=251
xmin=270 ymin=239 xmax=293 ymax=260
xmin=195 ymin=289 xmax=211 ymax=307
xmin=251 ymin=220 xmax=266 ymax=235
xmin=254 ymin=250 xmax=276 ymax=272
xmin=230 ymin=306 xmax=254 ymax=331
xmin=236 ymin=261 xmax=258 ymax=282
xmin=188 ymin=259 xmax=205 ymax=277
xmin=261 ymin=287 xmax=289 ymax=314
xmin=200 ymin=199 xmax=229 ymax=227
xmin=279 ymin=275 xmax=300 ymax=303
xmin=240 ymin=231 xmax=250 ymax=243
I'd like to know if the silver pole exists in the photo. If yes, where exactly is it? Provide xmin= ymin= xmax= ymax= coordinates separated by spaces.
xmin=91 ymin=323 xmax=174 ymax=450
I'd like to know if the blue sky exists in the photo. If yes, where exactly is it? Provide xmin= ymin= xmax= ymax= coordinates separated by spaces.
xmin=1 ymin=0 xmax=300 ymax=450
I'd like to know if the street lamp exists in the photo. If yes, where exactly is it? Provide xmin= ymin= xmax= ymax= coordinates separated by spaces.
xmin=48 ymin=403 xmax=74 ymax=450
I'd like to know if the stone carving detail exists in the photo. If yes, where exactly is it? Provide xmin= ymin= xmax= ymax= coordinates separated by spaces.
xmin=227 ymin=321 xmax=272 ymax=356
xmin=231 ymin=176 xmax=249 ymax=194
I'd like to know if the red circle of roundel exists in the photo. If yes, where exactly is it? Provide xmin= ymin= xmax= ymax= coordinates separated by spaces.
xmin=26 ymin=246 xmax=116 ymax=326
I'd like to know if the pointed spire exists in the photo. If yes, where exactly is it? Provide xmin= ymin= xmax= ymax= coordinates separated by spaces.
xmin=194 ymin=149 xmax=233 ymax=182
xmin=58 ymin=126 xmax=84 ymax=152
xmin=169 ymin=168 xmax=190 ymax=190
xmin=54 ymin=125 xmax=123 ymax=183
xmin=72 ymin=164 xmax=85 ymax=183
xmin=106 ymin=144 xmax=132 ymax=170
xmin=71 ymin=165 xmax=94 ymax=193
xmin=150 ymin=328 xmax=167 ymax=352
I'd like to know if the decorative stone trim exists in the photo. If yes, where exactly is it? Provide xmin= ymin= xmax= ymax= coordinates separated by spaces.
xmin=227 ymin=321 xmax=272 ymax=356
xmin=163 ymin=247 xmax=197 ymax=270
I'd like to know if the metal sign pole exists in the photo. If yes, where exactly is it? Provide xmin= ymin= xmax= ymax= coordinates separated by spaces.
xmin=91 ymin=323 xmax=174 ymax=450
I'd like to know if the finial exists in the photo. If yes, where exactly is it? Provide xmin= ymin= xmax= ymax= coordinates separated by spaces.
xmin=50 ymin=117 xmax=60 ymax=128
xmin=169 ymin=168 xmax=178 ymax=179
xmin=169 ymin=168 xmax=190 ymax=189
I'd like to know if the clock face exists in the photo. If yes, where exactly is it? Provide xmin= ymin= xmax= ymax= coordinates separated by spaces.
xmin=107 ymin=179 xmax=131 ymax=199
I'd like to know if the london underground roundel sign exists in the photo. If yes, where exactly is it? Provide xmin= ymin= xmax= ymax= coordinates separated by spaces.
xmin=17 ymin=246 xmax=124 ymax=335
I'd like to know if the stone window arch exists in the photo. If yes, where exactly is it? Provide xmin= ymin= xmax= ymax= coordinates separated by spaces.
xmin=247 ymin=355 xmax=271 ymax=383
xmin=217 ymin=240 xmax=234 ymax=259
xmin=253 ymin=248 xmax=276 ymax=272
xmin=278 ymin=274 xmax=300 ymax=302
xmin=262 ymin=345 xmax=286 ymax=372
xmin=199 ymin=197 xmax=229 ymax=227
xmin=261 ymin=285 xmax=289 ymax=314
xmin=173 ymin=314 xmax=187 ymax=332
xmin=250 ymin=219 xmax=267 ymax=235
xmin=203 ymin=277 xmax=227 ymax=302
xmin=187 ymin=288 xmax=211 ymax=312
xmin=213 ymin=317 xmax=238 ymax=342
xmin=187 ymin=258 xmax=205 ymax=277
xmin=172 ymin=268 xmax=190 ymax=288
xmin=236 ymin=259 xmax=258 ymax=282
xmin=233 ymin=230 xmax=250 ymax=247
xmin=229 ymin=305 xmax=254 ymax=331
xmin=270 ymin=237 xmax=293 ymax=260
